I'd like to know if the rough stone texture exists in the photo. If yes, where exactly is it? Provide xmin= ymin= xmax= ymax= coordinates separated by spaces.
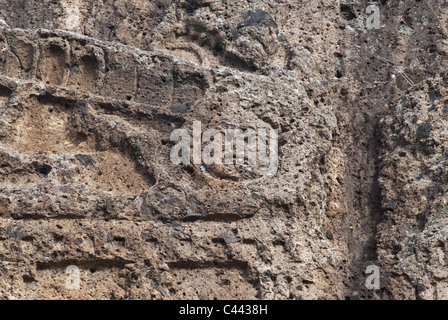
xmin=378 ymin=77 xmax=448 ymax=299
xmin=0 ymin=0 xmax=447 ymax=300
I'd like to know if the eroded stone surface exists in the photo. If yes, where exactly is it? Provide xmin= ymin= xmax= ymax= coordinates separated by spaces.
xmin=0 ymin=0 xmax=447 ymax=300
xmin=378 ymin=77 xmax=448 ymax=299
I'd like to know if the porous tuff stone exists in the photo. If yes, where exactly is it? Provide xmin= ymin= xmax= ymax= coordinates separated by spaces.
xmin=0 ymin=0 xmax=447 ymax=300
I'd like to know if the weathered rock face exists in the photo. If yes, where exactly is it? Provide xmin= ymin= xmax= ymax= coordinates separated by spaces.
xmin=0 ymin=0 xmax=173 ymax=49
xmin=378 ymin=77 xmax=448 ymax=299
xmin=0 ymin=0 xmax=447 ymax=300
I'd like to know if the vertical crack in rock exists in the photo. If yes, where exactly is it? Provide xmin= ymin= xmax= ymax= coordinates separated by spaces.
xmin=336 ymin=0 xmax=447 ymax=299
